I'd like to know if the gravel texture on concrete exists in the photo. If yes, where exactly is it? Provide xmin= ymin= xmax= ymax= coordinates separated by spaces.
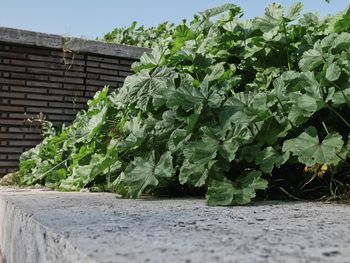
xmin=1 ymin=187 xmax=350 ymax=263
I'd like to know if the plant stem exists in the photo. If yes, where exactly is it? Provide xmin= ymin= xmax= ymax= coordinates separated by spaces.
xmin=327 ymin=104 xmax=350 ymax=128
xmin=38 ymin=159 xmax=67 ymax=181
xmin=279 ymin=187 xmax=304 ymax=201
xmin=276 ymin=97 xmax=296 ymax=129
xmin=329 ymin=80 xmax=350 ymax=109
xmin=321 ymin=121 xmax=330 ymax=135
xmin=247 ymin=126 xmax=255 ymax=137
xmin=329 ymin=175 xmax=334 ymax=196
xmin=336 ymin=153 xmax=347 ymax=163
xmin=253 ymin=123 xmax=260 ymax=133
xmin=282 ymin=22 xmax=292 ymax=71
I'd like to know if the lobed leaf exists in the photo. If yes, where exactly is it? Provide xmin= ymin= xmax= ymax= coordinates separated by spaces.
xmin=283 ymin=127 xmax=344 ymax=166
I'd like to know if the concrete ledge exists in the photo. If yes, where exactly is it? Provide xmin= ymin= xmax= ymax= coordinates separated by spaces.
xmin=0 ymin=189 xmax=95 ymax=263
xmin=0 ymin=27 xmax=150 ymax=59
xmin=1 ymin=188 xmax=350 ymax=263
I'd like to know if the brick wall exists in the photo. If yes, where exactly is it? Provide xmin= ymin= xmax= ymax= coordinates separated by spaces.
xmin=0 ymin=27 xmax=148 ymax=176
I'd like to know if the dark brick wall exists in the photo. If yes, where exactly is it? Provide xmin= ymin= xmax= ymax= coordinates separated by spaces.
xmin=0 ymin=41 xmax=139 ymax=176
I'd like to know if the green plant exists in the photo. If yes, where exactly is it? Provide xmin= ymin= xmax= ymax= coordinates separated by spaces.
xmin=103 ymin=21 xmax=176 ymax=48
xmin=17 ymin=3 xmax=350 ymax=205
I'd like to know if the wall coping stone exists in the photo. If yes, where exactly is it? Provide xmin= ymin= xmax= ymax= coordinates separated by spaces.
xmin=0 ymin=27 xmax=150 ymax=59
xmin=2 ymin=188 xmax=350 ymax=262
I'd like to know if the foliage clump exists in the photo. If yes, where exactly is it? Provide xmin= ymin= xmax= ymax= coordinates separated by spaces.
xmin=17 ymin=3 xmax=350 ymax=205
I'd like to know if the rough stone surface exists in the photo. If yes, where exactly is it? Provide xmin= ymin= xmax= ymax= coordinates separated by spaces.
xmin=0 ymin=27 xmax=149 ymax=59
xmin=65 ymin=37 xmax=151 ymax=59
xmin=1 ymin=187 xmax=350 ymax=263
xmin=0 ymin=27 xmax=62 ymax=49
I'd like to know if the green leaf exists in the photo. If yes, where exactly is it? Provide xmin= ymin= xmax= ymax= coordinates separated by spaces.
xmin=203 ymin=126 xmax=252 ymax=162
xmin=288 ymin=93 xmax=321 ymax=124
xmin=221 ymin=92 xmax=271 ymax=126
xmin=76 ymin=106 xmax=108 ymax=143
xmin=331 ymin=88 xmax=350 ymax=106
xmin=206 ymin=177 xmax=236 ymax=206
xmin=283 ymin=126 xmax=344 ymax=166
xmin=180 ymin=139 xmax=218 ymax=187
xmin=285 ymin=2 xmax=303 ymax=21
xmin=206 ymin=171 xmax=268 ymax=206
xmin=283 ymin=72 xmax=325 ymax=125
xmin=334 ymin=13 xmax=350 ymax=33
xmin=199 ymin=3 xmax=240 ymax=18
xmin=331 ymin=33 xmax=350 ymax=53
xmin=256 ymin=3 xmax=283 ymax=30
xmin=153 ymin=110 xmax=178 ymax=138
xmin=168 ymin=129 xmax=190 ymax=152
xmin=326 ymin=63 xmax=341 ymax=81
xmin=60 ymin=154 xmax=107 ymax=190
xmin=172 ymin=23 xmax=195 ymax=53
xmin=166 ymin=81 xmax=205 ymax=112
xmin=255 ymin=3 xmax=283 ymax=39
xmin=204 ymin=63 xmax=225 ymax=82
xmin=199 ymin=79 xmax=226 ymax=109
xmin=180 ymin=124 xmax=252 ymax=188
xmin=131 ymin=48 xmax=164 ymax=72
xmin=87 ymin=86 xmax=109 ymax=107
xmin=219 ymin=126 xmax=252 ymax=161
xmin=256 ymin=117 xmax=291 ymax=145
xmin=220 ymin=136 xmax=240 ymax=162
xmin=255 ymin=147 xmax=289 ymax=174
xmin=116 ymin=117 xmax=147 ymax=152
xmin=299 ymin=49 xmax=324 ymax=71
xmin=116 ymin=151 xmax=174 ymax=198
xmin=125 ymin=67 xmax=177 ymax=111
xmin=154 ymin=151 xmax=175 ymax=180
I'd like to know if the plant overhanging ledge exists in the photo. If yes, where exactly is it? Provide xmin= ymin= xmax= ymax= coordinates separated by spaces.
xmin=15 ymin=3 xmax=350 ymax=206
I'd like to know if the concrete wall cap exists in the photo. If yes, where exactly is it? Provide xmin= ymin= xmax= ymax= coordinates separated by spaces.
xmin=0 ymin=27 xmax=150 ymax=59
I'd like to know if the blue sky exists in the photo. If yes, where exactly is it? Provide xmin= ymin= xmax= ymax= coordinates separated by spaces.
xmin=1 ymin=1 xmax=348 ymax=39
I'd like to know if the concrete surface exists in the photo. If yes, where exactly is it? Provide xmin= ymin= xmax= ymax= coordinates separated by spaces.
xmin=0 ymin=27 xmax=150 ymax=59
xmin=1 ymin=188 xmax=350 ymax=263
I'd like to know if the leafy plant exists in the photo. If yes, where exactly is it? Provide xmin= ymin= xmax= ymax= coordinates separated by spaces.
xmin=103 ymin=21 xmax=176 ymax=49
xmin=16 ymin=3 xmax=350 ymax=205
